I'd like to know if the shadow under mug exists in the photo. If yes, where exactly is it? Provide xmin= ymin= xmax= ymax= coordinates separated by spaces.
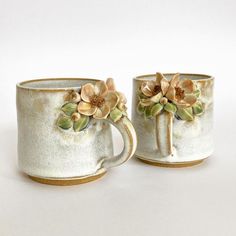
xmin=16 ymin=78 xmax=137 ymax=185
xmin=132 ymin=73 xmax=214 ymax=167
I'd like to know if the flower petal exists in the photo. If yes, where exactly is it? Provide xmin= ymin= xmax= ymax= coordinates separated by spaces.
xmin=93 ymin=104 xmax=110 ymax=119
xmin=174 ymin=101 xmax=188 ymax=108
xmin=170 ymin=73 xmax=180 ymax=87
xmin=184 ymin=94 xmax=197 ymax=106
xmin=77 ymin=101 xmax=97 ymax=116
xmin=105 ymin=91 xmax=119 ymax=110
xmin=65 ymin=91 xmax=81 ymax=103
xmin=179 ymin=79 xmax=195 ymax=93
xmin=156 ymin=72 xmax=165 ymax=85
xmin=150 ymin=92 xmax=162 ymax=103
xmin=175 ymin=94 xmax=197 ymax=108
xmin=165 ymin=86 xmax=175 ymax=101
xmin=94 ymin=81 xmax=108 ymax=97
xmin=81 ymin=83 xmax=95 ymax=102
xmin=118 ymin=102 xmax=127 ymax=111
xmin=141 ymin=81 xmax=156 ymax=97
xmin=160 ymin=77 xmax=170 ymax=95
xmin=140 ymin=98 xmax=154 ymax=107
xmin=106 ymin=78 xmax=116 ymax=91
xmin=117 ymin=92 xmax=127 ymax=104
xmin=64 ymin=90 xmax=73 ymax=101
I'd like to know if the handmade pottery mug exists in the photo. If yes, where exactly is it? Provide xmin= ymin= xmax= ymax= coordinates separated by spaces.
xmin=16 ymin=78 xmax=137 ymax=185
xmin=132 ymin=73 xmax=214 ymax=167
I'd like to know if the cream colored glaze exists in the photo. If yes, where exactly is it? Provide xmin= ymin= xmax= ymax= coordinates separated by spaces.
xmin=16 ymin=78 xmax=137 ymax=179
xmin=132 ymin=74 xmax=214 ymax=164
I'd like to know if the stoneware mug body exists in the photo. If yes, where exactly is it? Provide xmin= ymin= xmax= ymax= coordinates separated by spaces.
xmin=17 ymin=78 xmax=137 ymax=185
xmin=132 ymin=73 xmax=214 ymax=167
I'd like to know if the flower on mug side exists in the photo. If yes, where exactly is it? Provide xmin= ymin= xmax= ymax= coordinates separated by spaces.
xmin=78 ymin=80 xmax=119 ymax=119
xmin=57 ymin=78 xmax=128 ymax=132
xmin=106 ymin=78 xmax=128 ymax=115
xmin=165 ymin=73 xmax=197 ymax=108
xmin=64 ymin=90 xmax=81 ymax=103
xmin=137 ymin=72 xmax=204 ymax=121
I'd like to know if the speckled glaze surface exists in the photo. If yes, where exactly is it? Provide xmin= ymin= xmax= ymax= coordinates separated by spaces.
xmin=132 ymin=73 xmax=214 ymax=165
xmin=16 ymin=78 xmax=137 ymax=183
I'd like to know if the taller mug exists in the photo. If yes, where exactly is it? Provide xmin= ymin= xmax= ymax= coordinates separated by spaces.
xmin=132 ymin=73 xmax=214 ymax=167
xmin=17 ymin=78 xmax=137 ymax=185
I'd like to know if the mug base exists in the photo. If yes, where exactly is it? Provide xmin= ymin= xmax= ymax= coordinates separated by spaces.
xmin=136 ymin=155 xmax=206 ymax=168
xmin=28 ymin=168 xmax=106 ymax=186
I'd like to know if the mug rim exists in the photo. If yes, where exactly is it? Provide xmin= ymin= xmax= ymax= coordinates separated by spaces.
xmin=16 ymin=78 xmax=100 ymax=92
xmin=133 ymin=73 xmax=214 ymax=81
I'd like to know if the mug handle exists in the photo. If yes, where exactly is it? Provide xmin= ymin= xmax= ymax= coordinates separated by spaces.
xmin=155 ymin=111 xmax=173 ymax=157
xmin=100 ymin=116 xmax=137 ymax=169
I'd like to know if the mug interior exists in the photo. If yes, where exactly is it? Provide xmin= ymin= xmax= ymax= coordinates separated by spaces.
xmin=17 ymin=78 xmax=98 ymax=90
xmin=134 ymin=73 xmax=213 ymax=81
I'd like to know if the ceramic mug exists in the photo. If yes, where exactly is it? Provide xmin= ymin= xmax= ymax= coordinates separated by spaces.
xmin=16 ymin=78 xmax=137 ymax=185
xmin=132 ymin=73 xmax=214 ymax=167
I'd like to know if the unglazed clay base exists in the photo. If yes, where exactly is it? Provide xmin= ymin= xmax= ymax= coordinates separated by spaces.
xmin=28 ymin=168 xmax=106 ymax=186
xmin=136 ymin=155 xmax=206 ymax=168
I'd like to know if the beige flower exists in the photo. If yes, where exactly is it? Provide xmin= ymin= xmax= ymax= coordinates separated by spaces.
xmin=77 ymin=81 xmax=119 ymax=119
xmin=106 ymin=78 xmax=127 ymax=112
xmin=139 ymin=72 xmax=169 ymax=106
xmin=165 ymin=73 xmax=197 ymax=108
xmin=64 ymin=90 xmax=81 ymax=103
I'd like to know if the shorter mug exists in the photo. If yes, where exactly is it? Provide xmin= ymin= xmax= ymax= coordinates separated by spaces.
xmin=132 ymin=73 xmax=214 ymax=167
xmin=16 ymin=78 xmax=137 ymax=185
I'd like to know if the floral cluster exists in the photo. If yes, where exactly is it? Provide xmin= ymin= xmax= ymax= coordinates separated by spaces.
xmin=137 ymin=72 xmax=204 ymax=121
xmin=57 ymin=78 xmax=127 ymax=132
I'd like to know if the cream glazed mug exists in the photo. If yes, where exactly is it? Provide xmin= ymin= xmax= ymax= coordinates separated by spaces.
xmin=16 ymin=78 xmax=137 ymax=185
xmin=132 ymin=73 xmax=214 ymax=167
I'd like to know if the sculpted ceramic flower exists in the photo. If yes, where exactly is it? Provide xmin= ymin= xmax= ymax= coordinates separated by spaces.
xmin=78 ymin=81 xmax=119 ymax=119
xmin=138 ymin=72 xmax=204 ymax=121
xmin=165 ymin=73 xmax=197 ymax=108
xmin=139 ymin=72 xmax=169 ymax=107
xmin=64 ymin=90 xmax=81 ymax=103
xmin=106 ymin=78 xmax=127 ymax=113
xmin=57 ymin=79 xmax=128 ymax=132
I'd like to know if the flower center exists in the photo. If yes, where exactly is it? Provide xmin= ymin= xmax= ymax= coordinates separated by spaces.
xmin=175 ymin=87 xmax=185 ymax=100
xmin=71 ymin=93 xmax=77 ymax=100
xmin=153 ymin=85 xmax=161 ymax=94
xmin=90 ymin=95 xmax=105 ymax=108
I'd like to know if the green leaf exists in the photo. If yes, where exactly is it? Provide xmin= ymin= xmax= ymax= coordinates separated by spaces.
xmin=61 ymin=103 xmax=77 ymax=116
xmin=73 ymin=115 xmax=90 ymax=132
xmin=176 ymin=107 xmax=194 ymax=121
xmin=192 ymin=102 xmax=204 ymax=115
xmin=110 ymin=108 xmax=123 ymax=122
xmin=137 ymin=102 xmax=145 ymax=114
xmin=194 ymin=89 xmax=201 ymax=98
xmin=57 ymin=116 xmax=73 ymax=130
xmin=122 ymin=110 xmax=128 ymax=116
xmin=144 ymin=105 xmax=153 ymax=119
xmin=151 ymin=103 xmax=163 ymax=116
xmin=164 ymin=102 xmax=177 ymax=114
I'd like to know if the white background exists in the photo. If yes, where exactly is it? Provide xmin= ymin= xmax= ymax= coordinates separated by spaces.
xmin=1 ymin=0 xmax=236 ymax=235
